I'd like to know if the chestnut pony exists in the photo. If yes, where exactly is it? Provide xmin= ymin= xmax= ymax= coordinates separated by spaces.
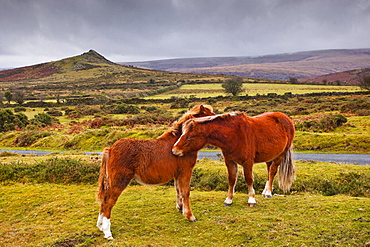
xmin=172 ymin=111 xmax=295 ymax=207
xmin=97 ymin=105 xmax=215 ymax=239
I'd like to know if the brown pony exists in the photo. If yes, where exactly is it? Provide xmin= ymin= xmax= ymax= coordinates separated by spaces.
xmin=97 ymin=105 xmax=215 ymax=239
xmin=172 ymin=111 xmax=295 ymax=207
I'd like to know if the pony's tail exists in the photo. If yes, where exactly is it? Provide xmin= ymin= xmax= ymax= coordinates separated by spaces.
xmin=98 ymin=148 xmax=110 ymax=203
xmin=278 ymin=147 xmax=296 ymax=193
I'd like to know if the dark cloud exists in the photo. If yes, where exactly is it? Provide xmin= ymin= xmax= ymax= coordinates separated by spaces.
xmin=1 ymin=0 xmax=369 ymax=68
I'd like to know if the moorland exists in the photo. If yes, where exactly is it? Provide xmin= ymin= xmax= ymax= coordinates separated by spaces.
xmin=123 ymin=48 xmax=370 ymax=81
xmin=0 ymin=50 xmax=369 ymax=246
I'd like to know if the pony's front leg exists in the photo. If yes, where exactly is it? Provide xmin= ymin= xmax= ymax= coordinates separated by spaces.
xmin=242 ymin=163 xmax=256 ymax=207
xmin=224 ymin=159 xmax=238 ymax=206
xmin=177 ymin=172 xmax=196 ymax=222
xmin=174 ymin=179 xmax=183 ymax=211
xmin=97 ymin=212 xmax=112 ymax=240
xmin=97 ymin=204 xmax=113 ymax=239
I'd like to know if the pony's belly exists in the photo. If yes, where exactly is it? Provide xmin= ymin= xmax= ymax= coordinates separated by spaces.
xmin=134 ymin=174 xmax=173 ymax=186
xmin=254 ymin=150 xmax=284 ymax=163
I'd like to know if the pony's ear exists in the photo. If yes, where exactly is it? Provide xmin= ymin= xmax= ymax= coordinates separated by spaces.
xmin=199 ymin=105 xmax=205 ymax=112
xmin=189 ymin=120 xmax=198 ymax=130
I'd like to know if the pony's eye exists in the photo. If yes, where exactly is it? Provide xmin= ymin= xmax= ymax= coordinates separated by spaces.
xmin=187 ymin=137 xmax=192 ymax=140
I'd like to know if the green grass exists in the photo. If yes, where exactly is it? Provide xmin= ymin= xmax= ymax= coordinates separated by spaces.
xmin=147 ymin=83 xmax=362 ymax=99
xmin=0 ymin=153 xmax=369 ymax=246
xmin=0 ymin=183 xmax=369 ymax=246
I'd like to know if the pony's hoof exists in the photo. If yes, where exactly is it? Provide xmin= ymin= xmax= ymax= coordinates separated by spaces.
xmin=224 ymin=203 xmax=232 ymax=207
xmin=265 ymin=195 xmax=272 ymax=198
xmin=105 ymin=236 xmax=114 ymax=240
xmin=248 ymin=203 xmax=256 ymax=207
xmin=188 ymin=217 xmax=197 ymax=222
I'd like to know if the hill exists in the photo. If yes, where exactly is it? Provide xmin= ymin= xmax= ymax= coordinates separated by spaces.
xmin=298 ymin=67 xmax=370 ymax=85
xmin=121 ymin=48 xmax=370 ymax=82
xmin=0 ymin=50 xmax=243 ymax=101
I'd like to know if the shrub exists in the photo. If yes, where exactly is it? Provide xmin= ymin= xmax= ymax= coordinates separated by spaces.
xmin=47 ymin=110 xmax=63 ymax=116
xmin=112 ymin=103 xmax=140 ymax=114
xmin=207 ymin=98 xmax=217 ymax=105
xmin=122 ymin=111 xmax=175 ymax=125
xmin=222 ymin=77 xmax=244 ymax=96
xmin=320 ymin=114 xmax=347 ymax=130
xmin=143 ymin=106 xmax=158 ymax=112
xmin=14 ymin=131 xmax=51 ymax=147
xmin=14 ymin=107 xmax=26 ymax=112
xmin=355 ymin=109 xmax=370 ymax=116
xmin=31 ymin=113 xmax=59 ymax=127
xmin=340 ymin=98 xmax=370 ymax=115
xmin=0 ymin=109 xmax=29 ymax=132
xmin=170 ymin=97 xmax=189 ymax=109
xmin=295 ymin=114 xmax=347 ymax=132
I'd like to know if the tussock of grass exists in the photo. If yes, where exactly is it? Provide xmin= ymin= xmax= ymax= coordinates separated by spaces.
xmin=1 ymin=156 xmax=369 ymax=198
xmin=0 ymin=157 xmax=100 ymax=184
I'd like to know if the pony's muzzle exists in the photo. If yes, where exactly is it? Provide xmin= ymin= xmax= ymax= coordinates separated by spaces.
xmin=172 ymin=148 xmax=183 ymax=157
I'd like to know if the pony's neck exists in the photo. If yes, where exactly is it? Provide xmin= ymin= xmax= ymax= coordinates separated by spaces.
xmin=201 ymin=119 xmax=239 ymax=150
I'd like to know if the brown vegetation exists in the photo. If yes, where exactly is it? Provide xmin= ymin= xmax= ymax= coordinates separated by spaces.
xmin=123 ymin=48 xmax=370 ymax=81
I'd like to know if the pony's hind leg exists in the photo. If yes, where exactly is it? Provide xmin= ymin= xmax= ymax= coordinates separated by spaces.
xmin=224 ymin=159 xmax=238 ymax=206
xmin=262 ymin=161 xmax=274 ymax=198
xmin=98 ymin=173 xmax=133 ymax=239
xmin=263 ymin=156 xmax=283 ymax=198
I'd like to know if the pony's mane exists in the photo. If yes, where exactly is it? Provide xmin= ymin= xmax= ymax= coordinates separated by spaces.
xmin=193 ymin=112 xmax=243 ymax=124
xmin=171 ymin=105 xmax=214 ymax=134
xmin=182 ymin=112 xmax=244 ymax=132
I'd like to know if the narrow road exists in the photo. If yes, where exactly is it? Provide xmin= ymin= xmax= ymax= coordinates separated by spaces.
xmin=198 ymin=151 xmax=370 ymax=165
xmin=1 ymin=149 xmax=369 ymax=165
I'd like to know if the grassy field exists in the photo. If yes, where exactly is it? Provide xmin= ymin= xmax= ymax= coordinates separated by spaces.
xmin=1 ymin=184 xmax=369 ymax=246
xmin=0 ymin=153 xmax=369 ymax=246
xmin=147 ymin=83 xmax=362 ymax=99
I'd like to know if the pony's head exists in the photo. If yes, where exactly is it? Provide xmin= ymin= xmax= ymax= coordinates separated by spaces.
xmin=171 ymin=105 xmax=215 ymax=134
xmin=172 ymin=118 xmax=208 ymax=156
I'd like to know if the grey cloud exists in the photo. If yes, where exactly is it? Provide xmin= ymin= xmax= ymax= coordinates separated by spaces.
xmin=1 ymin=0 xmax=369 ymax=68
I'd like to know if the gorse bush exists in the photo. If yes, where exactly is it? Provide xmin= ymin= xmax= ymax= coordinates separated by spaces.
xmin=111 ymin=103 xmax=140 ymax=114
xmin=14 ymin=131 xmax=51 ymax=147
xmin=170 ymin=97 xmax=189 ymax=109
xmin=31 ymin=112 xmax=59 ymax=127
xmin=295 ymin=114 xmax=347 ymax=132
xmin=0 ymin=109 xmax=29 ymax=132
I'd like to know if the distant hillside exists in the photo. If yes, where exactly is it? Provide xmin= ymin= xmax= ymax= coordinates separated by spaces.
xmin=0 ymin=50 xmax=244 ymax=101
xmin=299 ymin=67 xmax=370 ymax=85
xmin=0 ymin=50 xmax=116 ymax=82
xmin=122 ymin=48 xmax=370 ymax=82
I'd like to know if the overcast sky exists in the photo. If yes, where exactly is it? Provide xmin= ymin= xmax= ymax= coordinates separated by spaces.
xmin=1 ymin=0 xmax=370 ymax=68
